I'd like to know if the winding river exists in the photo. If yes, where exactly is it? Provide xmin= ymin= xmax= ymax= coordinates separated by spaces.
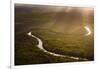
xmin=27 ymin=31 xmax=88 ymax=61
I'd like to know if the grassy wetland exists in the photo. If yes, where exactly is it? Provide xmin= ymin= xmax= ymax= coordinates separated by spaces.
xmin=15 ymin=4 xmax=94 ymax=65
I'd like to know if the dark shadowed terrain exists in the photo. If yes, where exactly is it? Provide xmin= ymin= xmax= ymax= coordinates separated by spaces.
xmin=15 ymin=4 xmax=94 ymax=65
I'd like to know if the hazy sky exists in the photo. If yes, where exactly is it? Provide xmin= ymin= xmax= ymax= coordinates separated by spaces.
xmin=15 ymin=4 xmax=94 ymax=34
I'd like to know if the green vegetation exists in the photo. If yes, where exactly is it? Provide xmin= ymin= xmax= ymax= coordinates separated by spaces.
xmin=15 ymin=31 xmax=79 ymax=65
xmin=15 ymin=5 xmax=94 ymax=65
xmin=31 ymin=28 xmax=94 ymax=60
